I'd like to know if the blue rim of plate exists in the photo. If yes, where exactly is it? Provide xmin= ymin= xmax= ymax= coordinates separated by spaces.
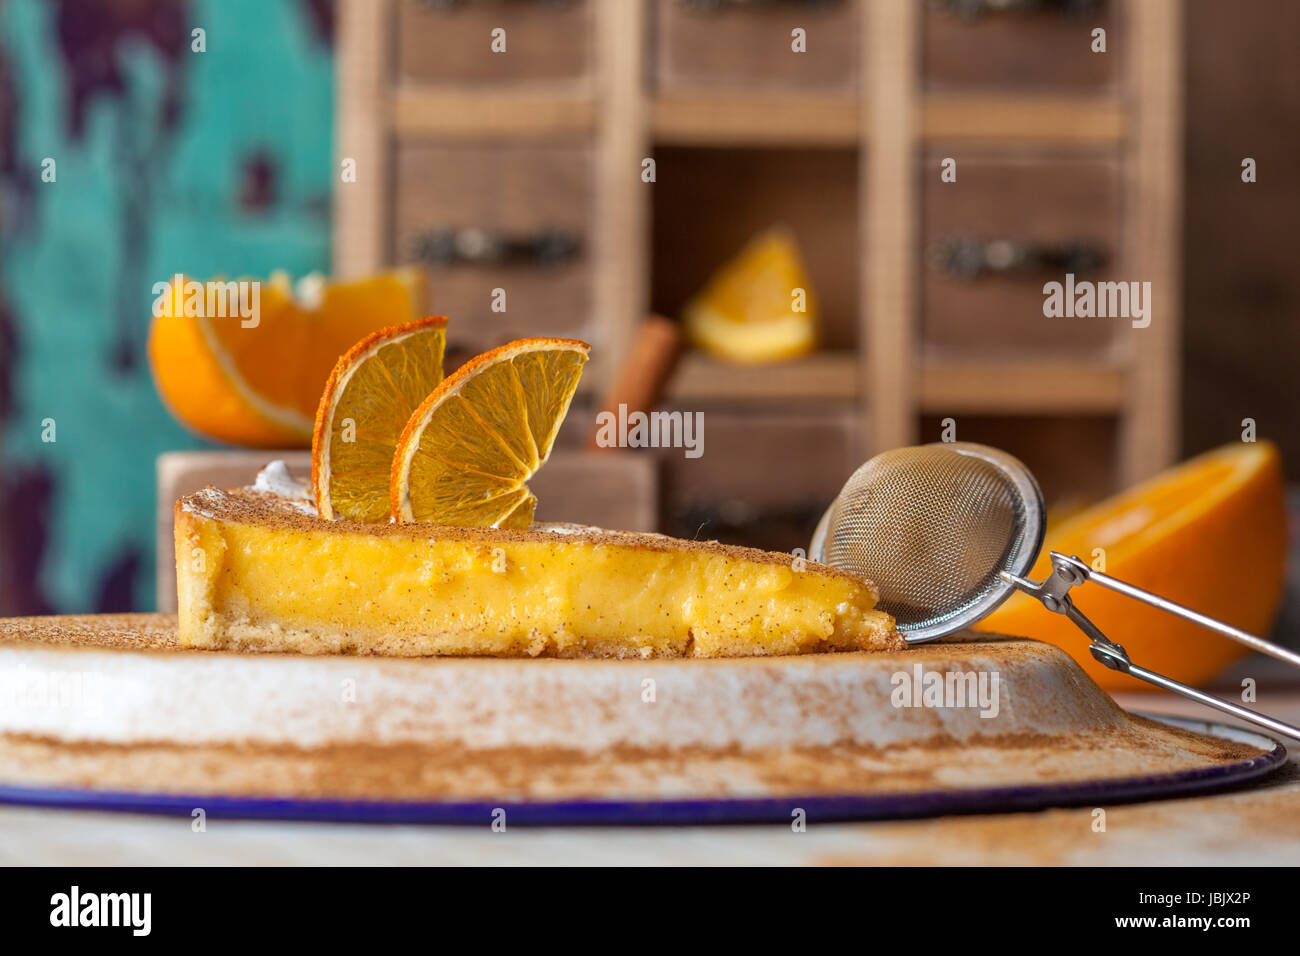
xmin=0 ymin=713 xmax=1285 ymax=826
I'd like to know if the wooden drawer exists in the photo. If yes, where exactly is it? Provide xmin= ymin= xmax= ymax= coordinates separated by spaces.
xmin=657 ymin=409 xmax=860 ymax=553
xmin=923 ymin=0 xmax=1119 ymax=92
xmin=920 ymin=151 xmax=1123 ymax=353
xmin=396 ymin=0 xmax=592 ymax=84
xmin=653 ymin=0 xmax=858 ymax=91
xmin=393 ymin=143 xmax=593 ymax=350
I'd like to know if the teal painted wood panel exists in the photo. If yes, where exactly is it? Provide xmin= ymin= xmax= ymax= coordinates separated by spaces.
xmin=0 ymin=0 xmax=335 ymax=612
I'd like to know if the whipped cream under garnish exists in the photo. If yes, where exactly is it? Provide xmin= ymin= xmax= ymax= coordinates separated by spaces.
xmin=253 ymin=460 xmax=315 ymax=512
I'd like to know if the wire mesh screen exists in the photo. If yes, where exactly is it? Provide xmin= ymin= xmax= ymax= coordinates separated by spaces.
xmin=824 ymin=445 xmax=1034 ymax=633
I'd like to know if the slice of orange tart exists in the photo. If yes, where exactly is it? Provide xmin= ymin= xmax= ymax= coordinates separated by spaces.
xmin=174 ymin=471 xmax=899 ymax=658
xmin=173 ymin=324 xmax=898 ymax=658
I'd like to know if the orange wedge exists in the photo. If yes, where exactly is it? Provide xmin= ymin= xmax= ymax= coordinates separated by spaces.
xmin=312 ymin=317 xmax=449 ymax=522
xmin=391 ymin=338 xmax=590 ymax=527
xmin=682 ymin=227 xmax=818 ymax=363
xmin=980 ymin=442 xmax=1287 ymax=689
xmin=148 ymin=269 xmax=428 ymax=447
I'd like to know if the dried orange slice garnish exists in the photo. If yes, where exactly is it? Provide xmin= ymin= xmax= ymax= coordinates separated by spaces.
xmin=148 ymin=269 xmax=428 ymax=447
xmin=390 ymin=338 xmax=589 ymax=527
xmin=313 ymin=317 xmax=448 ymax=522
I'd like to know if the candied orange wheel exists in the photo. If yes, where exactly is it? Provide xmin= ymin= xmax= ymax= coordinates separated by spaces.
xmin=391 ymin=338 xmax=589 ymax=527
xmin=312 ymin=316 xmax=448 ymax=522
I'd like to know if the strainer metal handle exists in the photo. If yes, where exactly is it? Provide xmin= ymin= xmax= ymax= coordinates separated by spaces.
xmin=1003 ymin=552 xmax=1300 ymax=741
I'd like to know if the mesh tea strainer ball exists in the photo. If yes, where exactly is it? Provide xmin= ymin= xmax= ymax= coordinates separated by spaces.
xmin=810 ymin=442 xmax=1300 ymax=741
xmin=813 ymin=443 xmax=1044 ymax=643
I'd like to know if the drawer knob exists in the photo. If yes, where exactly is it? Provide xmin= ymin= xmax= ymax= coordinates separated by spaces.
xmin=934 ymin=234 xmax=1107 ymax=280
xmin=409 ymin=227 xmax=581 ymax=268
xmin=936 ymin=0 xmax=1103 ymax=19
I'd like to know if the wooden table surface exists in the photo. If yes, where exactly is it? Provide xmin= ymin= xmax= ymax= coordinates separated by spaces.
xmin=4 ymin=674 xmax=1299 ymax=866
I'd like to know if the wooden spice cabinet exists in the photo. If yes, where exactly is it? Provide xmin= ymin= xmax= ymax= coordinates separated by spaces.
xmin=335 ymin=0 xmax=1181 ymax=549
